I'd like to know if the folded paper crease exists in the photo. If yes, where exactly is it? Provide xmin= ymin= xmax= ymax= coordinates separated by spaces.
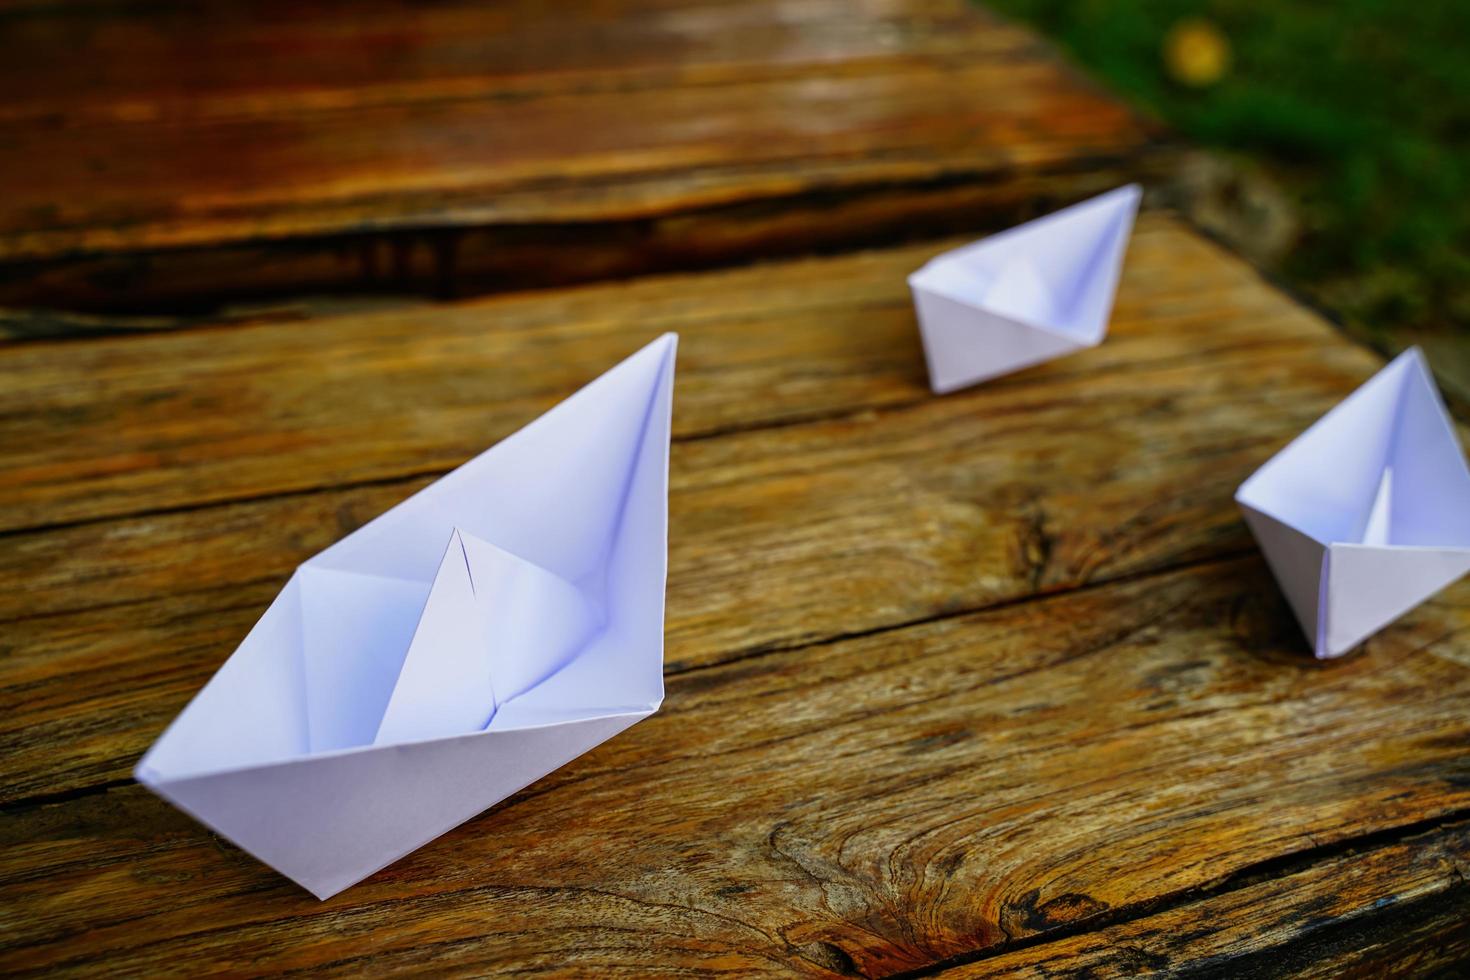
xmin=1237 ymin=347 xmax=1470 ymax=658
xmin=136 ymin=333 xmax=677 ymax=898
xmin=908 ymin=184 xmax=1140 ymax=393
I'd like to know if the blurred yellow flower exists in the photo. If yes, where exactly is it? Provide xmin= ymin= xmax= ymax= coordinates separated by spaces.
xmin=1164 ymin=18 xmax=1231 ymax=87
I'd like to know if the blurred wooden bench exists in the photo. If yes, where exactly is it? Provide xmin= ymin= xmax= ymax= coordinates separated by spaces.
xmin=1 ymin=1 xmax=1466 ymax=976
xmin=0 ymin=0 xmax=1169 ymax=331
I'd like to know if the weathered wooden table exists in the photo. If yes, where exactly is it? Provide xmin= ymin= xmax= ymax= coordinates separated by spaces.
xmin=1 ymin=2 xmax=1467 ymax=976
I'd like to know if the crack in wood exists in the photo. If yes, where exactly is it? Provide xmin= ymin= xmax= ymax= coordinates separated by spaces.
xmin=885 ymin=815 xmax=1470 ymax=979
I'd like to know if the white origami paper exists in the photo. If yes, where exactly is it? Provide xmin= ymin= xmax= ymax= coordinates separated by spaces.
xmin=135 ymin=333 xmax=678 ymax=899
xmin=1237 ymin=347 xmax=1470 ymax=659
xmin=908 ymin=184 xmax=1141 ymax=393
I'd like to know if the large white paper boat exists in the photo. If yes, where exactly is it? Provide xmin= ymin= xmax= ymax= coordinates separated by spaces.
xmin=136 ymin=333 xmax=678 ymax=899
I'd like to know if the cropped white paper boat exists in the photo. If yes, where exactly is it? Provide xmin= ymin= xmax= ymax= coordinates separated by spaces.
xmin=908 ymin=184 xmax=1141 ymax=393
xmin=135 ymin=333 xmax=678 ymax=899
xmin=1237 ymin=347 xmax=1470 ymax=659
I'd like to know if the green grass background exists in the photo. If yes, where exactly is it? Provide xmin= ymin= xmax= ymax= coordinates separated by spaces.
xmin=988 ymin=0 xmax=1469 ymax=351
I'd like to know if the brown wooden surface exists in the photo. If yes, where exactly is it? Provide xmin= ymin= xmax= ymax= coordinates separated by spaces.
xmin=4 ymin=215 xmax=1470 ymax=975
xmin=0 ymin=0 xmax=1169 ymax=322
xmin=2 ymin=1 xmax=1463 ymax=973
xmin=5 ymin=554 xmax=1470 ymax=977
xmin=0 ymin=215 xmax=1379 ymax=798
xmin=945 ymin=820 xmax=1470 ymax=978
xmin=0 ymin=216 xmax=1329 ymax=534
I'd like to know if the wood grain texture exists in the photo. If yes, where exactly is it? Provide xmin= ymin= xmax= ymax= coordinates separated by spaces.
xmin=4 ymin=558 xmax=1470 ymax=975
xmin=0 ymin=0 xmax=1039 ymax=122
xmin=0 ymin=216 xmax=1399 ymax=805
xmin=0 ymin=215 xmax=1362 ymax=533
xmin=943 ymin=820 xmax=1470 ymax=978
xmin=4 ymin=216 xmax=1467 ymax=974
xmin=1 ymin=4 xmax=1458 ymax=971
xmin=0 ymin=0 xmax=1168 ymax=315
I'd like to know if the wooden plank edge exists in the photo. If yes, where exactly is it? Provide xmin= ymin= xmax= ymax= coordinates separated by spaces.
xmin=0 ymin=158 xmax=1177 ymax=333
xmin=1171 ymin=207 xmax=1470 ymax=423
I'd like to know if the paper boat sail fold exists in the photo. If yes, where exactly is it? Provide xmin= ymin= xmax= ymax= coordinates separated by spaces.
xmin=908 ymin=184 xmax=1141 ymax=393
xmin=373 ymin=527 xmax=604 ymax=746
xmin=1237 ymin=347 xmax=1470 ymax=658
xmin=135 ymin=333 xmax=678 ymax=899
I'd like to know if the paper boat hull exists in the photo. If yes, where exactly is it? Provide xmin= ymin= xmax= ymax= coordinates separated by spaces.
xmin=1320 ymin=543 xmax=1470 ymax=659
xmin=912 ymin=288 xmax=1083 ymax=393
xmin=138 ymin=712 xmax=648 ymax=900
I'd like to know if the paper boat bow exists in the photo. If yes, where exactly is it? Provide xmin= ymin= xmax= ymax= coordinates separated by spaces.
xmin=1237 ymin=348 xmax=1470 ymax=658
xmin=908 ymin=184 xmax=1140 ymax=393
xmin=136 ymin=334 xmax=678 ymax=899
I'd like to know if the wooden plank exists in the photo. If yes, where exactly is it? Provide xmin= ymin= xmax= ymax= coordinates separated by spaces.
xmin=0 ymin=215 xmax=1357 ymax=533
xmin=2 ymin=61 xmax=1135 ymax=254
xmin=0 ymin=582 xmax=280 ymax=805
xmin=0 ymin=324 xmax=1365 ymax=629
xmin=3 ymin=557 xmax=1469 ymax=975
xmin=0 ymin=0 xmax=1166 ymax=315
xmin=0 ymin=217 xmax=1395 ymax=802
xmin=0 ymin=169 xmax=1158 ymax=331
xmin=0 ymin=0 xmax=1044 ymax=127
xmin=943 ymin=821 xmax=1470 ymax=978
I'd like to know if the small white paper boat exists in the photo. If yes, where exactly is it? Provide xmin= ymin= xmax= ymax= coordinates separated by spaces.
xmin=135 ymin=334 xmax=678 ymax=899
xmin=908 ymin=184 xmax=1141 ymax=393
xmin=1237 ymin=347 xmax=1470 ymax=658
